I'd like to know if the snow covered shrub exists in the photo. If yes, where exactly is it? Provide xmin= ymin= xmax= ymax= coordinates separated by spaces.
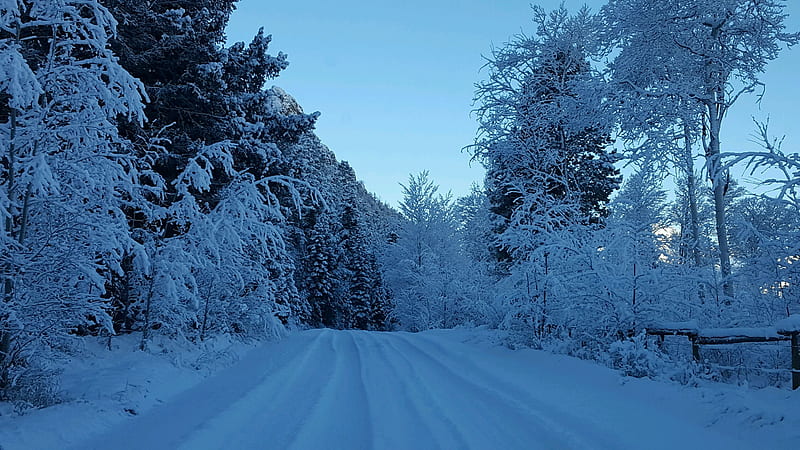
xmin=667 ymin=361 xmax=703 ymax=387
xmin=190 ymin=339 xmax=242 ymax=376
xmin=609 ymin=332 xmax=666 ymax=378
xmin=499 ymin=308 xmax=541 ymax=350
xmin=0 ymin=0 xmax=147 ymax=391
xmin=2 ymin=364 xmax=62 ymax=414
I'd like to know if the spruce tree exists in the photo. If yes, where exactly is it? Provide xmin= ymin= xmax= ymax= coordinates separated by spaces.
xmin=475 ymin=6 xmax=620 ymax=263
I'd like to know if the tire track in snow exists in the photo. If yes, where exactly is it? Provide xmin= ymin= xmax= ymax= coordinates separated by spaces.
xmin=384 ymin=337 xmax=472 ymax=449
xmin=384 ymin=334 xmax=548 ymax=448
xmin=354 ymin=331 xmax=441 ymax=449
xmin=348 ymin=331 xmax=375 ymax=447
xmin=285 ymin=331 xmax=373 ymax=450
xmin=387 ymin=333 xmax=607 ymax=449
xmin=380 ymin=335 xmax=491 ymax=449
xmin=174 ymin=328 xmax=338 ymax=450
xmin=81 ymin=329 xmax=330 ymax=450
xmin=395 ymin=332 xmax=625 ymax=449
xmin=75 ymin=329 xmax=767 ymax=450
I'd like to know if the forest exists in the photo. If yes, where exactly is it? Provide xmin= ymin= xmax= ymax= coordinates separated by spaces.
xmin=1 ymin=0 xmax=800 ymax=411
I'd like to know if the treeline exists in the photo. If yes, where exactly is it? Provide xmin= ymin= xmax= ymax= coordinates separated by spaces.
xmin=0 ymin=0 xmax=395 ymax=402
xmin=461 ymin=1 xmax=800 ymax=383
xmin=375 ymin=0 xmax=800 ymax=387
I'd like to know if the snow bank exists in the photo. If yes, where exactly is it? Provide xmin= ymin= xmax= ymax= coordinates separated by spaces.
xmin=0 ymin=334 xmax=258 ymax=450
xmin=646 ymin=320 xmax=700 ymax=334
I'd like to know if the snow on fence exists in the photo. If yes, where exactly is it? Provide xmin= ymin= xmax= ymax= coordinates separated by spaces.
xmin=646 ymin=315 xmax=800 ymax=390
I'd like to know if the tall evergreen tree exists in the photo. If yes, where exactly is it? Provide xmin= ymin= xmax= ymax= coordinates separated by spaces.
xmin=474 ymin=6 xmax=620 ymax=264
xmin=97 ymin=1 xmax=321 ymax=340
xmin=304 ymin=213 xmax=340 ymax=327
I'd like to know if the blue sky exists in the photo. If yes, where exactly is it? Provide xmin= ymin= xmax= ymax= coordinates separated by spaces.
xmin=226 ymin=0 xmax=800 ymax=207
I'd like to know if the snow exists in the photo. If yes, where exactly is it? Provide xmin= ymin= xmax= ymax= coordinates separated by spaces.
xmin=700 ymin=327 xmax=785 ymax=339
xmin=0 ymin=334 xmax=256 ymax=450
xmin=647 ymin=321 xmax=797 ymax=340
xmin=647 ymin=320 xmax=700 ymax=334
xmin=2 ymin=328 xmax=798 ymax=450
xmin=775 ymin=315 xmax=800 ymax=334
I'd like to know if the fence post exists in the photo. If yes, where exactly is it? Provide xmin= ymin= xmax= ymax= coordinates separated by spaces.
xmin=792 ymin=332 xmax=799 ymax=390
xmin=690 ymin=335 xmax=701 ymax=362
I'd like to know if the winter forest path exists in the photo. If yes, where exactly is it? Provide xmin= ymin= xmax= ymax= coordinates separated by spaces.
xmin=77 ymin=329 xmax=761 ymax=450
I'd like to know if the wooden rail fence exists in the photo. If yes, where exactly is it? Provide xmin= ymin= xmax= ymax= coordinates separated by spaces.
xmin=646 ymin=317 xmax=800 ymax=390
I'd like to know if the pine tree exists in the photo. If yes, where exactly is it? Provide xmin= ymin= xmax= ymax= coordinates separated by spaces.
xmin=97 ymin=1 xmax=321 ymax=339
xmin=336 ymin=163 xmax=391 ymax=330
xmin=474 ymin=6 xmax=620 ymax=265
xmin=304 ymin=213 xmax=340 ymax=327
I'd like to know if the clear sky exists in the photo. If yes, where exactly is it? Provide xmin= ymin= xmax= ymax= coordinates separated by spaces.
xmin=226 ymin=0 xmax=800 ymax=207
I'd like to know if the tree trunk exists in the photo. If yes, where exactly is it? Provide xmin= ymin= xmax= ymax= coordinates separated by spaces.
xmin=540 ymin=252 xmax=548 ymax=336
xmin=702 ymin=21 xmax=734 ymax=302
xmin=200 ymin=280 xmax=214 ymax=342
xmin=705 ymin=109 xmax=734 ymax=302
xmin=683 ymin=122 xmax=702 ymax=268
xmin=140 ymin=260 xmax=157 ymax=351
xmin=0 ymin=21 xmax=22 ymax=388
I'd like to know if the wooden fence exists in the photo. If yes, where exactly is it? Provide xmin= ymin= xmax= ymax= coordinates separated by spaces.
xmin=646 ymin=319 xmax=800 ymax=390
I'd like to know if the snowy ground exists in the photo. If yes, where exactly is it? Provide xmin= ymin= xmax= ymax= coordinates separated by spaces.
xmin=1 ymin=328 xmax=798 ymax=449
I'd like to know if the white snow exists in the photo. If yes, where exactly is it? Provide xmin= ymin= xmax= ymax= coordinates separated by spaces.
xmin=0 ymin=334 xmax=255 ymax=450
xmin=700 ymin=327 xmax=786 ymax=339
xmin=649 ymin=320 xmax=700 ymax=333
xmin=775 ymin=314 xmax=800 ymax=334
xmin=1 ymin=328 xmax=798 ymax=450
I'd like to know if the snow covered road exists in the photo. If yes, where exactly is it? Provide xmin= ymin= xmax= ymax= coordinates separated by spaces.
xmin=74 ymin=329 xmax=787 ymax=450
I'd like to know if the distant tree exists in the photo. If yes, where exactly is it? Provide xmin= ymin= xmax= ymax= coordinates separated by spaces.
xmin=304 ymin=212 xmax=341 ymax=327
xmin=382 ymin=172 xmax=485 ymax=331
xmin=334 ymin=163 xmax=390 ymax=330
xmin=455 ymin=184 xmax=495 ymax=272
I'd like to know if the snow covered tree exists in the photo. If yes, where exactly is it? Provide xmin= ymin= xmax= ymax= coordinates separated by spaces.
xmin=382 ymin=172 xmax=486 ymax=331
xmin=0 ymin=0 xmax=146 ymax=391
xmin=474 ymin=6 xmax=620 ymax=266
xmin=303 ymin=212 xmax=341 ymax=328
xmin=339 ymin=191 xmax=388 ymax=330
xmin=93 ymin=0 xmax=323 ymax=341
xmin=724 ymin=122 xmax=800 ymax=321
xmin=455 ymin=184 xmax=495 ymax=274
xmin=104 ymin=0 xmax=238 ymax=154
xmin=602 ymin=0 xmax=799 ymax=300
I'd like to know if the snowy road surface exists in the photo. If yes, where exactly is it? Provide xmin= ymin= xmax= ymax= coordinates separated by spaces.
xmin=75 ymin=329 xmax=773 ymax=450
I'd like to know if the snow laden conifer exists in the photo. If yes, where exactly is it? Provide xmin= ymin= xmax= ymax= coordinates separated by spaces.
xmin=473 ymin=6 xmax=620 ymax=266
xmin=472 ymin=6 xmax=620 ymax=346
xmin=304 ymin=212 xmax=341 ymax=328
xmin=337 ymin=165 xmax=389 ymax=331
xmin=95 ymin=3 xmax=321 ymax=345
